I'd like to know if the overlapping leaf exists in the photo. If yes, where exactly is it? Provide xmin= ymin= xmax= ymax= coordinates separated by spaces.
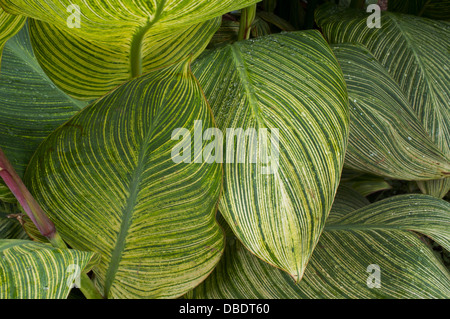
xmin=0 ymin=239 xmax=99 ymax=299
xmin=1 ymin=0 xmax=260 ymax=99
xmin=0 ymin=201 xmax=28 ymax=239
xmin=341 ymin=174 xmax=392 ymax=197
xmin=0 ymin=6 xmax=25 ymax=70
xmin=28 ymin=17 xmax=221 ymax=100
xmin=188 ymin=187 xmax=450 ymax=299
xmin=316 ymin=4 xmax=450 ymax=197
xmin=389 ymin=0 xmax=450 ymax=20
xmin=332 ymin=44 xmax=450 ymax=180
xmin=24 ymin=59 xmax=224 ymax=299
xmin=191 ymin=31 xmax=349 ymax=282
xmin=207 ymin=18 xmax=240 ymax=48
xmin=0 ymin=0 xmax=260 ymax=40
xmin=0 ymin=24 xmax=87 ymax=202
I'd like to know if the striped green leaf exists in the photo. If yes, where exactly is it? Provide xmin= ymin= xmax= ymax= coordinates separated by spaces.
xmin=0 ymin=239 xmax=99 ymax=299
xmin=388 ymin=0 xmax=429 ymax=15
xmin=188 ymin=188 xmax=450 ymax=299
xmin=0 ymin=23 xmax=87 ymax=202
xmin=24 ymin=59 xmax=224 ymax=299
xmin=1 ymin=0 xmax=260 ymax=99
xmin=332 ymin=44 xmax=450 ymax=180
xmin=0 ymin=201 xmax=28 ymax=239
xmin=0 ymin=7 xmax=25 ymax=70
xmin=417 ymin=179 xmax=450 ymax=199
xmin=28 ymin=17 xmax=221 ymax=100
xmin=207 ymin=18 xmax=240 ymax=49
xmin=191 ymin=31 xmax=349 ymax=282
xmin=389 ymin=0 xmax=450 ymax=21
xmin=341 ymin=174 xmax=392 ymax=197
xmin=250 ymin=16 xmax=271 ymax=38
xmin=316 ymin=4 xmax=450 ymax=198
xmin=0 ymin=0 xmax=260 ymax=41
xmin=325 ymin=185 xmax=370 ymax=223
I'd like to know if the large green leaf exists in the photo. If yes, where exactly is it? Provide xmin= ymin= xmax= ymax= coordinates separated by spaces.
xmin=0 ymin=201 xmax=28 ymax=239
xmin=332 ymin=43 xmax=450 ymax=180
xmin=0 ymin=239 xmax=99 ymax=299
xmin=0 ymin=6 xmax=25 ymax=70
xmin=316 ymin=4 xmax=450 ymax=198
xmin=28 ymin=17 xmax=221 ymax=100
xmin=0 ymin=0 xmax=260 ymax=40
xmin=188 ymin=188 xmax=450 ymax=299
xmin=389 ymin=0 xmax=450 ymax=21
xmin=0 ymin=23 xmax=87 ymax=202
xmin=0 ymin=0 xmax=260 ymax=99
xmin=24 ymin=59 xmax=224 ymax=299
xmin=1 ymin=0 xmax=262 ymax=100
xmin=191 ymin=31 xmax=349 ymax=282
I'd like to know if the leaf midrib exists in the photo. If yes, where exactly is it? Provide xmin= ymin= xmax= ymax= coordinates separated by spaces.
xmin=229 ymin=43 xmax=263 ymax=126
xmin=388 ymin=14 xmax=447 ymax=152
xmin=102 ymin=128 xmax=154 ymax=298
xmin=130 ymin=0 xmax=166 ymax=78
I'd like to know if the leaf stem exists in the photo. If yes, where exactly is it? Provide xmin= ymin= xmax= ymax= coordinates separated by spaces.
xmin=0 ymin=148 xmax=103 ymax=299
xmin=129 ymin=0 xmax=166 ymax=78
xmin=238 ymin=4 xmax=257 ymax=41
xmin=0 ymin=148 xmax=56 ymax=239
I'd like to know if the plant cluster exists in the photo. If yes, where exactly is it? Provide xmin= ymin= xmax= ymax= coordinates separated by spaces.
xmin=0 ymin=0 xmax=449 ymax=299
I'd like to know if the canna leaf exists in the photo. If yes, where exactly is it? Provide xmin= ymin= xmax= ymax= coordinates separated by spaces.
xmin=0 ymin=0 xmax=261 ymax=99
xmin=0 ymin=0 xmax=260 ymax=41
xmin=188 ymin=188 xmax=450 ymax=299
xmin=0 ymin=239 xmax=99 ymax=299
xmin=0 ymin=6 xmax=25 ymax=70
xmin=332 ymin=44 xmax=450 ymax=180
xmin=316 ymin=4 xmax=450 ymax=198
xmin=388 ymin=0 xmax=450 ymax=21
xmin=24 ymin=58 xmax=224 ymax=299
xmin=341 ymin=174 xmax=392 ymax=197
xmin=192 ymin=31 xmax=349 ymax=282
xmin=0 ymin=23 xmax=87 ymax=202
xmin=28 ymin=17 xmax=221 ymax=100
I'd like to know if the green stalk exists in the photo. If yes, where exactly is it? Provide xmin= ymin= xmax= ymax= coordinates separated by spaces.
xmin=0 ymin=148 xmax=103 ymax=299
xmin=238 ymin=4 xmax=257 ymax=41
xmin=130 ymin=0 xmax=166 ymax=78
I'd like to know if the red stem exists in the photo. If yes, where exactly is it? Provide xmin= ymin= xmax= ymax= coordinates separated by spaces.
xmin=0 ymin=148 xmax=56 ymax=238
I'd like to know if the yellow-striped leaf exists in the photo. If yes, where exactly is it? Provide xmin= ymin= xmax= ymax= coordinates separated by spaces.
xmin=191 ymin=31 xmax=349 ymax=282
xmin=0 ymin=6 xmax=25 ymax=70
xmin=1 ymin=0 xmax=260 ymax=41
xmin=28 ymin=17 xmax=221 ymax=100
xmin=188 ymin=188 xmax=450 ymax=298
xmin=316 ymin=4 xmax=450 ymax=198
xmin=0 ymin=239 xmax=99 ymax=299
xmin=1 ymin=0 xmax=261 ymax=99
xmin=0 ymin=23 xmax=87 ymax=202
xmin=332 ymin=44 xmax=450 ymax=180
xmin=0 ymin=201 xmax=28 ymax=239
xmin=24 ymin=59 xmax=224 ymax=299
